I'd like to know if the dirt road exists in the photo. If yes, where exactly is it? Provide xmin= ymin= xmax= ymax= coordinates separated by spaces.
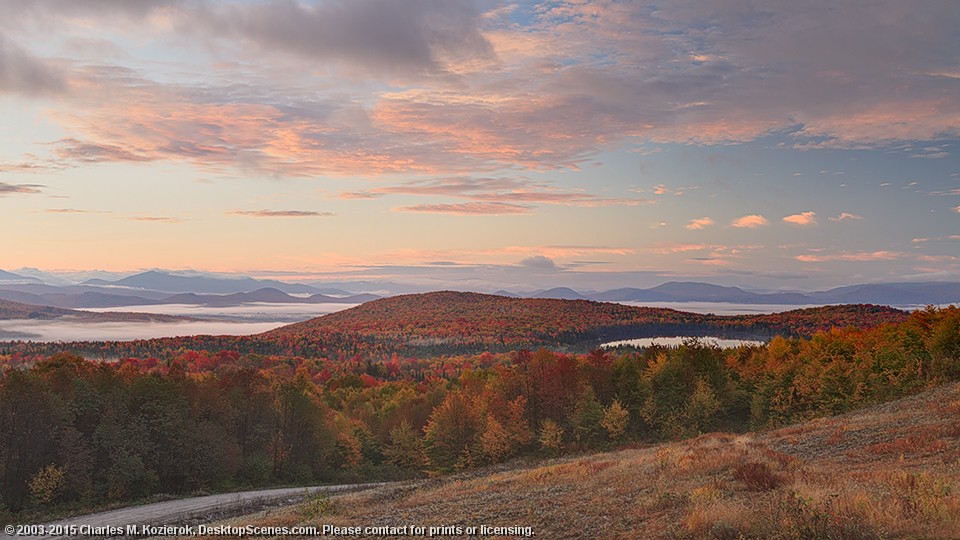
xmin=1 ymin=482 xmax=385 ymax=540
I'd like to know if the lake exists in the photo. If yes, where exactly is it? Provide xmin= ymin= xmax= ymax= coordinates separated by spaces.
xmin=601 ymin=336 xmax=767 ymax=349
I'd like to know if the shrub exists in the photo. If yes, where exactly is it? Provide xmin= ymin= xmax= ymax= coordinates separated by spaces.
xmin=734 ymin=461 xmax=783 ymax=491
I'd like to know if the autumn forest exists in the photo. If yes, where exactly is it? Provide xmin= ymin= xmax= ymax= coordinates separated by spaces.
xmin=0 ymin=294 xmax=957 ymax=522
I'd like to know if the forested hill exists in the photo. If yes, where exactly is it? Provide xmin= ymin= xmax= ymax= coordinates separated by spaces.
xmin=0 ymin=299 xmax=79 ymax=320
xmin=0 ymin=292 xmax=909 ymax=359
xmin=261 ymin=291 xmax=909 ymax=353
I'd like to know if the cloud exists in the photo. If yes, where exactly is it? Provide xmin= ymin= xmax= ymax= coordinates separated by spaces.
xmin=730 ymin=214 xmax=769 ymax=228
xmin=7 ymin=0 xmax=960 ymax=178
xmin=795 ymin=250 xmax=904 ymax=262
xmin=4 ymin=0 xmax=181 ymax=22
xmin=954 ymin=205 xmax=960 ymax=214
xmin=829 ymin=212 xmax=862 ymax=222
xmin=0 ymin=159 xmax=65 ymax=173
xmin=0 ymin=181 xmax=43 ymax=195
xmin=188 ymin=0 xmax=494 ymax=77
xmin=339 ymin=192 xmax=381 ymax=200
xmin=128 ymin=216 xmax=183 ymax=223
xmin=343 ymin=176 xmax=649 ymax=209
xmin=688 ymin=257 xmax=732 ymax=267
xmin=46 ymin=208 xmax=104 ymax=214
xmin=519 ymin=255 xmax=558 ymax=270
xmin=685 ymin=217 xmax=714 ymax=230
xmin=649 ymin=243 xmax=711 ymax=254
xmin=782 ymin=211 xmax=817 ymax=226
xmin=52 ymin=138 xmax=153 ymax=163
xmin=227 ymin=210 xmax=335 ymax=218
xmin=394 ymin=202 xmax=533 ymax=215
xmin=0 ymin=34 xmax=66 ymax=95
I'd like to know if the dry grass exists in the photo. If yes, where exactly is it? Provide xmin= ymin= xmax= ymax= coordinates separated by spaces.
xmin=181 ymin=382 xmax=960 ymax=539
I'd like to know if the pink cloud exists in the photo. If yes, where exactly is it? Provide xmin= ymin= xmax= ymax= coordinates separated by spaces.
xmin=782 ymin=211 xmax=817 ymax=226
xmin=730 ymin=214 xmax=769 ymax=228
xmin=795 ymin=251 xmax=905 ymax=262
xmin=45 ymin=208 xmax=106 ymax=214
xmin=394 ymin=202 xmax=533 ymax=215
xmin=340 ymin=176 xmax=649 ymax=209
xmin=650 ymin=243 xmax=711 ymax=254
xmin=128 ymin=216 xmax=183 ymax=223
xmin=685 ymin=217 xmax=714 ymax=230
xmin=227 ymin=210 xmax=334 ymax=218
xmin=10 ymin=0 xmax=960 ymax=181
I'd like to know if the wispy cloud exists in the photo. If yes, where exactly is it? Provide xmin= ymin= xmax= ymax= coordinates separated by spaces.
xmin=731 ymin=214 xmax=769 ymax=228
xmin=394 ymin=202 xmax=533 ymax=215
xmin=0 ymin=181 xmax=43 ymax=195
xmin=783 ymin=211 xmax=817 ymax=226
xmin=45 ymin=208 xmax=105 ymax=214
xmin=0 ymin=159 xmax=65 ymax=173
xmin=829 ymin=212 xmax=862 ymax=222
xmin=343 ymin=176 xmax=649 ymax=210
xmin=227 ymin=210 xmax=335 ymax=218
xmin=128 ymin=216 xmax=183 ymax=223
xmin=685 ymin=217 xmax=714 ymax=230
xmin=796 ymin=251 xmax=905 ymax=262
xmin=649 ymin=243 xmax=711 ymax=254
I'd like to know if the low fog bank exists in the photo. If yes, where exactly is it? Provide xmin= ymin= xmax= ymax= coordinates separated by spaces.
xmin=0 ymin=319 xmax=286 ymax=342
xmin=88 ymin=302 xmax=358 ymax=322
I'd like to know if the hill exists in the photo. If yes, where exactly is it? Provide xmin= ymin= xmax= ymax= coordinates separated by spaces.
xmin=261 ymin=291 xmax=909 ymax=353
xmin=232 ymin=382 xmax=960 ymax=539
xmin=0 ymin=299 xmax=77 ymax=320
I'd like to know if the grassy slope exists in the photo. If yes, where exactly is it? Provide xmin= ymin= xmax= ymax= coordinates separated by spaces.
xmin=206 ymin=382 xmax=960 ymax=539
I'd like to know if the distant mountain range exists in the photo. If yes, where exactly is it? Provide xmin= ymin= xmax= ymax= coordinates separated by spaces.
xmin=1 ymin=268 xmax=958 ymax=310
xmin=98 ymin=270 xmax=323 ymax=295
xmin=0 ymin=269 xmax=43 ymax=285
xmin=525 ymin=281 xmax=960 ymax=306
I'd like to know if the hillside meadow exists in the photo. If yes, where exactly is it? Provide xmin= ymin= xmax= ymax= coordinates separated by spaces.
xmin=210 ymin=381 xmax=960 ymax=539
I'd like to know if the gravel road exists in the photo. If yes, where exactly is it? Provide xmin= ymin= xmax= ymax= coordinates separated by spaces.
xmin=1 ymin=482 xmax=385 ymax=540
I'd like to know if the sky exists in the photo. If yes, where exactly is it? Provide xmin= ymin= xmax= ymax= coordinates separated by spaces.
xmin=1 ymin=0 xmax=958 ymax=292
